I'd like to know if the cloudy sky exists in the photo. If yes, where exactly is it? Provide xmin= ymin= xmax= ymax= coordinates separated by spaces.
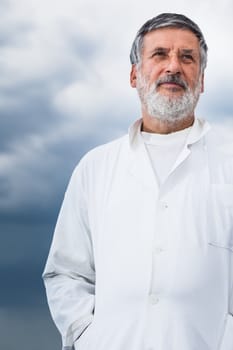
xmin=1 ymin=0 xmax=233 ymax=349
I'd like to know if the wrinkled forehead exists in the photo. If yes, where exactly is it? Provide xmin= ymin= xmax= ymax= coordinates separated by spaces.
xmin=141 ymin=27 xmax=200 ymax=53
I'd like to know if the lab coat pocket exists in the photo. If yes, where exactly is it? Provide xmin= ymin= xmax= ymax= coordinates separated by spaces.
xmin=208 ymin=241 xmax=233 ymax=252
xmin=219 ymin=314 xmax=233 ymax=350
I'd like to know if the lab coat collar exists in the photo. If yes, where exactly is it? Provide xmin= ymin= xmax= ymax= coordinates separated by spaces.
xmin=186 ymin=117 xmax=211 ymax=146
xmin=128 ymin=117 xmax=211 ymax=149
xmin=127 ymin=117 xmax=211 ymax=191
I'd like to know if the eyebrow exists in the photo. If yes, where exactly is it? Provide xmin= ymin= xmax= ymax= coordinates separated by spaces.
xmin=180 ymin=49 xmax=196 ymax=55
xmin=150 ymin=47 xmax=169 ymax=53
xmin=148 ymin=47 xmax=198 ymax=57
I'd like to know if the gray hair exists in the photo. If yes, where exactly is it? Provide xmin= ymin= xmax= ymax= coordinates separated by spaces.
xmin=130 ymin=13 xmax=208 ymax=72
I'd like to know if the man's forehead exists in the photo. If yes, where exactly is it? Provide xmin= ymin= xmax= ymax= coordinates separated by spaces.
xmin=142 ymin=27 xmax=199 ymax=49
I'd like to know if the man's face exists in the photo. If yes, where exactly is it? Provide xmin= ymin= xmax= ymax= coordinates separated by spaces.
xmin=130 ymin=27 xmax=204 ymax=122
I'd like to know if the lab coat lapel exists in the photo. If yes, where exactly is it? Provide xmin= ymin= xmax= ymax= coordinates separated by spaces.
xmin=167 ymin=118 xmax=211 ymax=178
xmin=168 ymin=145 xmax=191 ymax=176
xmin=127 ymin=119 xmax=159 ymax=194
xmin=127 ymin=117 xmax=211 ymax=192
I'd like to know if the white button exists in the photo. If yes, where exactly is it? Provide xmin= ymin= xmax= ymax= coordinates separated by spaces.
xmin=158 ymin=201 xmax=168 ymax=210
xmin=153 ymin=246 xmax=164 ymax=254
xmin=149 ymin=294 xmax=160 ymax=305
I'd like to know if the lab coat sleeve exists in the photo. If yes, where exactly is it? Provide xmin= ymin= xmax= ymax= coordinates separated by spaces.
xmin=230 ymin=250 xmax=233 ymax=316
xmin=42 ymin=160 xmax=95 ymax=350
xmin=220 ymin=251 xmax=233 ymax=350
xmin=221 ymin=244 xmax=233 ymax=349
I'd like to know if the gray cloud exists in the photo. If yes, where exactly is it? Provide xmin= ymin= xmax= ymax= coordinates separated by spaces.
xmin=1 ymin=264 xmax=45 ymax=307
xmin=0 ymin=87 xmax=57 ymax=151
xmin=0 ymin=21 xmax=34 ymax=47
xmin=0 ymin=306 xmax=61 ymax=350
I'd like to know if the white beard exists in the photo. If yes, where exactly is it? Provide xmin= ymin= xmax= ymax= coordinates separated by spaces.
xmin=136 ymin=71 xmax=202 ymax=123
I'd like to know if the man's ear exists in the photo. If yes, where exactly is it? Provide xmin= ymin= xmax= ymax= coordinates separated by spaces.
xmin=130 ymin=64 xmax=137 ymax=88
xmin=200 ymin=73 xmax=204 ymax=93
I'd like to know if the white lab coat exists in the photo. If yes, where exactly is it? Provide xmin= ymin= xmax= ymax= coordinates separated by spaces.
xmin=43 ymin=118 xmax=233 ymax=350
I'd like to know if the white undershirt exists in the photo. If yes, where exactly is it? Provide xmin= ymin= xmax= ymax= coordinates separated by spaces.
xmin=141 ymin=126 xmax=192 ymax=185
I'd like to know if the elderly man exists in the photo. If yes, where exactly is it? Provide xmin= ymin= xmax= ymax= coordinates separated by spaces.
xmin=43 ymin=13 xmax=233 ymax=350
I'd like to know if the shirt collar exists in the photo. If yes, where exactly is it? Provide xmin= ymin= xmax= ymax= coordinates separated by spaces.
xmin=128 ymin=117 xmax=211 ymax=149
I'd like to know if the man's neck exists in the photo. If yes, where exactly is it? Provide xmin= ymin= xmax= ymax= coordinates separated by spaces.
xmin=141 ymin=113 xmax=195 ymax=134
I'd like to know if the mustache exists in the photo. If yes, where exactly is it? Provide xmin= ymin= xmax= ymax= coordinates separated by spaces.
xmin=155 ymin=75 xmax=188 ymax=90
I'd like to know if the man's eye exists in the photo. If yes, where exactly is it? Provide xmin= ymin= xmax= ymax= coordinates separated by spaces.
xmin=182 ymin=54 xmax=194 ymax=61
xmin=152 ymin=51 xmax=166 ymax=57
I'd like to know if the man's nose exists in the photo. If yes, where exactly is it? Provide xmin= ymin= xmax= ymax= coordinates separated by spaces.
xmin=165 ymin=55 xmax=182 ymax=75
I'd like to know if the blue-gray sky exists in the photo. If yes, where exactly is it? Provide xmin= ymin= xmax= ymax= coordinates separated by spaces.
xmin=1 ymin=0 xmax=233 ymax=349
